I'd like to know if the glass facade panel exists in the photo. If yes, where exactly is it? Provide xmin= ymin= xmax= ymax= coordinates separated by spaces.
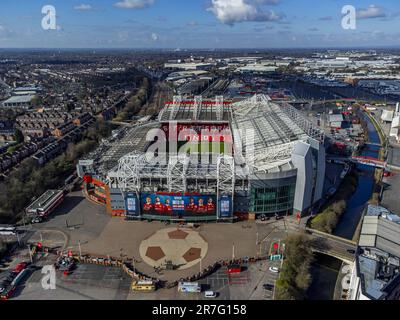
xmin=250 ymin=184 xmax=295 ymax=214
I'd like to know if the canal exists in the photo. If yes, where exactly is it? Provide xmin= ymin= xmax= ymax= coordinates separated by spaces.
xmin=307 ymin=112 xmax=382 ymax=300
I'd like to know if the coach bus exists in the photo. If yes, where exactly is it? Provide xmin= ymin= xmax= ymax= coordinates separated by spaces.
xmin=131 ymin=280 xmax=156 ymax=292
xmin=178 ymin=282 xmax=201 ymax=293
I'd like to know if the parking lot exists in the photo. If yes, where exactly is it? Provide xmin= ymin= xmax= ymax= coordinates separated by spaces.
xmin=126 ymin=259 xmax=281 ymax=301
xmin=13 ymin=263 xmax=131 ymax=300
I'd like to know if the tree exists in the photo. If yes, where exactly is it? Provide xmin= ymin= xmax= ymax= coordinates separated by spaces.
xmin=14 ymin=129 xmax=24 ymax=144
xmin=275 ymin=234 xmax=314 ymax=300
xmin=0 ymin=240 xmax=8 ymax=259
xmin=30 ymin=96 xmax=42 ymax=108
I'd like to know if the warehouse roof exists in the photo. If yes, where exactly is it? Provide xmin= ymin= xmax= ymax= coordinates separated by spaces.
xmin=3 ymin=95 xmax=35 ymax=104
xmin=328 ymin=114 xmax=344 ymax=123
xmin=381 ymin=110 xmax=394 ymax=122
xmin=356 ymin=206 xmax=400 ymax=300
xmin=359 ymin=215 xmax=400 ymax=257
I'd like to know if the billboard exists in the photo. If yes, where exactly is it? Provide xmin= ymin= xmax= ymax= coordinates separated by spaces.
xmin=140 ymin=193 xmax=216 ymax=216
xmin=218 ymin=196 xmax=233 ymax=218
xmin=125 ymin=192 xmax=140 ymax=217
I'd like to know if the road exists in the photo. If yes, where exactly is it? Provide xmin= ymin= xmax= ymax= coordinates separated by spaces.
xmin=304 ymin=229 xmax=357 ymax=263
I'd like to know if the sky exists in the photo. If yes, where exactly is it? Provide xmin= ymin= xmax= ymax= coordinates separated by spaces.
xmin=0 ymin=0 xmax=400 ymax=48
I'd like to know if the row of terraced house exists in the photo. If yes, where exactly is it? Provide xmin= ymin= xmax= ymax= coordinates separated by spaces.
xmin=15 ymin=111 xmax=92 ymax=140
xmin=0 ymin=112 xmax=95 ymax=175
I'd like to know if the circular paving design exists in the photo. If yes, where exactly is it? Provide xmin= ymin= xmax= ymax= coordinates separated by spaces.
xmin=139 ymin=228 xmax=208 ymax=270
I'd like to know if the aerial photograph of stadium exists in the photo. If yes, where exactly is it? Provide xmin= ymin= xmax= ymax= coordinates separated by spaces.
xmin=1 ymin=0 xmax=400 ymax=313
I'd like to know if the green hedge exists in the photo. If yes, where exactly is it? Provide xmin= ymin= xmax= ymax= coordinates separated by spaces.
xmin=310 ymin=172 xmax=358 ymax=233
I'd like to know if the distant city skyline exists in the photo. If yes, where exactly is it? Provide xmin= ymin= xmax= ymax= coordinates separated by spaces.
xmin=0 ymin=0 xmax=400 ymax=49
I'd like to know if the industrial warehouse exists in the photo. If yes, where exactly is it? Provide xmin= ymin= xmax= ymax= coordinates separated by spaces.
xmin=77 ymin=94 xmax=326 ymax=222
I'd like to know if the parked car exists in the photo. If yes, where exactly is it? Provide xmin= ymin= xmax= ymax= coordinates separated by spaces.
xmin=12 ymin=262 xmax=28 ymax=274
xmin=269 ymin=266 xmax=279 ymax=273
xmin=204 ymin=291 xmax=217 ymax=298
xmin=274 ymin=214 xmax=283 ymax=220
xmin=260 ymin=214 xmax=270 ymax=222
xmin=31 ymin=216 xmax=43 ymax=224
xmin=263 ymin=284 xmax=274 ymax=291
xmin=227 ymin=264 xmax=242 ymax=274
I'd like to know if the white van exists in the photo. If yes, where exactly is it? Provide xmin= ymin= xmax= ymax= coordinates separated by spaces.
xmin=204 ymin=291 xmax=217 ymax=298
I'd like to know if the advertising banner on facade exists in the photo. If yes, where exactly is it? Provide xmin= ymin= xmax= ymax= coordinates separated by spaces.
xmin=140 ymin=194 xmax=216 ymax=216
xmin=218 ymin=196 xmax=233 ymax=218
xmin=125 ymin=192 xmax=140 ymax=217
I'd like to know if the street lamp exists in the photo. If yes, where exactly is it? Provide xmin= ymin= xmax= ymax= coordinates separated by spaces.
xmin=27 ymin=244 xmax=33 ymax=264
xmin=78 ymin=240 xmax=82 ymax=259
xmin=199 ymin=255 xmax=202 ymax=274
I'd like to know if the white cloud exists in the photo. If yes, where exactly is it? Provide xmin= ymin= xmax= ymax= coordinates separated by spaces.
xmin=74 ymin=4 xmax=93 ymax=11
xmin=151 ymin=33 xmax=158 ymax=41
xmin=207 ymin=0 xmax=283 ymax=25
xmin=114 ymin=0 xmax=154 ymax=9
xmin=0 ymin=25 xmax=11 ymax=35
xmin=187 ymin=21 xmax=199 ymax=27
xmin=357 ymin=5 xmax=386 ymax=19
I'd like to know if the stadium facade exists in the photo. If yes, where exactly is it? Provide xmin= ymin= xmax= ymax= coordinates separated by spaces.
xmin=77 ymin=94 xmax=326 ymax=222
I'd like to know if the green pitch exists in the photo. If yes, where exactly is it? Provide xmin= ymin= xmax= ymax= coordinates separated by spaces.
xmin=178 ymin=141 xmax=232 ymax=155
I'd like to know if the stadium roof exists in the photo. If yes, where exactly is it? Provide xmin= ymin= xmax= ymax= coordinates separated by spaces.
xmin=158 ymin=96 xmax=231 ymax=122
xmin=88 ymin=94 xmax=324 ymax=182
xmin=85 ymin=122 xmax=160 ymax=176
xmin=231 ymin=94 xmax=324 ymax=173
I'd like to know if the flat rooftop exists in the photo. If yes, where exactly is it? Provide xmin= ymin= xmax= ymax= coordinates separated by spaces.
xmin=387 ymin=147 xmax=400 ymax=168
xmin=356 ymin=206 xmax=400 ymax=299
xmin=3 ymin=95 xmax=35 ymax=104
xmin=359 ymin=215 xmax=400 ymax=257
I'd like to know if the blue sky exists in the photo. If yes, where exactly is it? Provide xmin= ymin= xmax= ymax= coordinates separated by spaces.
xmin=0 ymin=0 xmax=399 ymax=48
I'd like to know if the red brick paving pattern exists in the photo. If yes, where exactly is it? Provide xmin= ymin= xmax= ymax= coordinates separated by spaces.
xmin=182 ymin=247 xmax=201 ymax=262
xmin=146 ymin=246 xmax=166 ymax=261
xmin=168 ymin=229 xmax=189 ymax=240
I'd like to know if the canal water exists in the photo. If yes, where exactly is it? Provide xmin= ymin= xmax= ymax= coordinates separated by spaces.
xmin=334 ymin=113 xmax=381 ymax=239
xmin=307 ymin=113 xmax=382 ymax=300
